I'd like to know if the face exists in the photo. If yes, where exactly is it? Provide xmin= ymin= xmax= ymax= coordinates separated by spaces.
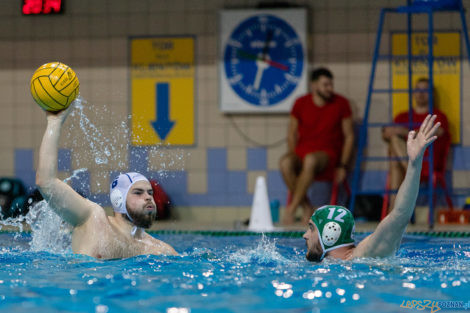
xmin=126 ymin=180 xmax=156 ymax=228
xmin=312 ymin=76 xmax=334 ymax=101
xmin=414 ymin=81 xmax=430 ymax=107
xmin=303 ymin=221 xmax=324 ymax=262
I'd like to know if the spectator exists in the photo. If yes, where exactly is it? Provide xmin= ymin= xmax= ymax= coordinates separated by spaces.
xmin=279 ymin=68 xmax=355 ymax=225
xmin=382 ymin=78 xmax=451 ymax=214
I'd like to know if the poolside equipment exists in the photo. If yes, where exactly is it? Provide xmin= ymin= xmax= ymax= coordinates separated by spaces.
xmin=349 ymin=0 xmax=470 ymax=228
xmin=248 ymin=176 xmax=274 ymax=231
xmin=30 ymin=62 xmax=80 ymax=112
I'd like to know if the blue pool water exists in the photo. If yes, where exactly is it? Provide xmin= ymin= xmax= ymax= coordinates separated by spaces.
xmin=0 ymin=231 xmax=469 ymax=313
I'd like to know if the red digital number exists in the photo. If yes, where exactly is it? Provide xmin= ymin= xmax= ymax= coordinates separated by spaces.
xmin=22 ymin=0 xmax=63 ymax=15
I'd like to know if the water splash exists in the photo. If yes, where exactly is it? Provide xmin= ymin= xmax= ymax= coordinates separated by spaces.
xmin=229 ymin=234 xmax=291 ymax=266
xmin=70 ymin=97 xmax=123 ymax=167
xmin=27 ymin=200 xmax=72 ymax=253
xmin=0 ymin=199 xmax=71 ymax=254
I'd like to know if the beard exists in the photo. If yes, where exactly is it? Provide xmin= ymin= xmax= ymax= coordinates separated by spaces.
xmin=306 ymin=250 xmax=323 ymax=262
xmin=316 ymin=90 xmax=332 ymax=102
xmin=305 ymin=241 xmax=324 ymax=262
xmin=127 ymin=207 xmax=156 ymax=229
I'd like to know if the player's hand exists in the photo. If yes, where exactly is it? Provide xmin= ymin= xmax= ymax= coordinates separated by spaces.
xmin=46 ymin=102 xmax=74 ymax=125
xmin=406 ymin=114 xmax=440 ymax=165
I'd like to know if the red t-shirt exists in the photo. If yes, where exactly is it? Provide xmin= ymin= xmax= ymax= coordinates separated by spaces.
xmin=291 ymin=93 xmax=352 ymax=159
xmin=394 ymin=109 xmax=450 ymax=178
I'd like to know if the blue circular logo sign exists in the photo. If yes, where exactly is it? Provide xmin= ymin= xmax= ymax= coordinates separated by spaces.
xmin=224 ymin=14 xmax=304 ymax=106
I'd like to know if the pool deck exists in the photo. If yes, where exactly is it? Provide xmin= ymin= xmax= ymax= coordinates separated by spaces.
xmin=151 ymin=220 xmax=470 ymax=233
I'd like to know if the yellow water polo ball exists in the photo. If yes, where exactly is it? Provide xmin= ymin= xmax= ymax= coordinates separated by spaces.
xmin=30 ymin=62 xmax=80 ymax=112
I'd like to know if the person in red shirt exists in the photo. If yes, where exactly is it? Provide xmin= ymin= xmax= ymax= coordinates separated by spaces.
xmin=279 ymin=68 xmax=355 ymax=225
xmin=382 ymin=77 xmax=451 ymax=214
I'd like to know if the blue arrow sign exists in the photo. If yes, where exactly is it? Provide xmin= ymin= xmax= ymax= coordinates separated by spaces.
xmin=151 ymin=82 xmax=175 ymax=141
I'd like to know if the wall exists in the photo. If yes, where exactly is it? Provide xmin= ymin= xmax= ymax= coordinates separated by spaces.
xmin=1 ymin=0 xmax=470 ymax=222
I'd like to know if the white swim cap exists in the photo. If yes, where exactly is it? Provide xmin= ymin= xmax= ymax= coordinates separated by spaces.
xmin=109 ymin=172 xmax=149 ymax=218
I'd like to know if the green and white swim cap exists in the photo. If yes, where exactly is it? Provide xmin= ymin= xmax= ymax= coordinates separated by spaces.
xmin=311 ymin=205 xmax=355 ymax=260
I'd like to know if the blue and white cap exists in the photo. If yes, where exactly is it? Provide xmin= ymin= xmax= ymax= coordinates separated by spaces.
xmin=110 ymin=172 xmax=149 ymax=217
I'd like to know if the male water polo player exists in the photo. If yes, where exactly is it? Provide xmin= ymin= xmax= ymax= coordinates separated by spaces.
xmin=303 ymin=115 xmax=441 ymax=261
xmin=36 ymin=105 xmax=177 ymax=259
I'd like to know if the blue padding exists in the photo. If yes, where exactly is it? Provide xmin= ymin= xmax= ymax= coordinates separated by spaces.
xmin=58 ymin=148 xmax=71 ymax=172
xmin=227 ymin=171 xmax=246 ymax=193
xmin=207 ymin=148 xmax=227 ymax=170
xmin=247 ymin=148 xmax=267 ymax=171
xmin=128 ymin=146 xmax=149 ymax=174
xmin=452 ymin=146 xmax=470 ymax=170
xmin=70 ymin=170 xmax=91 ymax=197
xmin=208 ymin=172 xmax=228 ymax=193
xmin=14 ymin=149 xmax=35 ymax=191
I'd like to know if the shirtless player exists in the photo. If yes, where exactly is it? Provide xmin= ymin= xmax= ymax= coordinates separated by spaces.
xmin=36 ymin=105 xmax=177 ymax=259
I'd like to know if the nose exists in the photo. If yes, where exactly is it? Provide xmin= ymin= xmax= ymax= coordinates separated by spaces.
xmin=303 ymin=231 xmax=308 ymax=240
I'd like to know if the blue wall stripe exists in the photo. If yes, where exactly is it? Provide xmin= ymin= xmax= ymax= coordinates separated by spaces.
xmin=247 ymin=148 xmax=267 ymax=171
xmin=129 ymin=146 xmax=149 ymax=174
xmin=14 ymin=149 xmax=35 ymax=191
xmin=13 ymin=146 xmax=469 ymax=208
xmin=207 ymin=148 xmax=227 ymax=170
xmin=58 ymin=148 xmax=72 ymax=172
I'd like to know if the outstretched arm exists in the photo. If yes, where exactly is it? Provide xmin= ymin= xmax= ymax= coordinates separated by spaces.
xmin=353 ymin=115 xmax=440 ymax=258
xmin=36 ymin=106 xmax=96 ymax=227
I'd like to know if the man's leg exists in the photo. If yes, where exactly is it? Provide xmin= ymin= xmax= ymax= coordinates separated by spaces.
xmin=279 ymin=152 xmax=300 ymax=191
xmin=283 ymin=151 xmax=329 ymax=224
xmin=388 ymin=135 xmax=407 ymax=213
xmin=280 ymin=153 xmax=303 ymax=224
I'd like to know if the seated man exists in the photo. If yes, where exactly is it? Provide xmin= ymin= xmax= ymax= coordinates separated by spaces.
xmin=303 ymin=115 xmax=440 ymax=261
xmin=382 ymin=78 xmax=451 ymax=213
xmin=36 ymin=105 xmax=177 ymax=259
xmin=279 ymin=68 xmax=354 ymax=225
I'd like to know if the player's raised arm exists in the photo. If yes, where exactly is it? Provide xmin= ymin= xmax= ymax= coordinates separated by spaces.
xmin=36 ymin=106 xmax=96 ymax=227
xmin=353 ymin=115 xmax=440 ymax=258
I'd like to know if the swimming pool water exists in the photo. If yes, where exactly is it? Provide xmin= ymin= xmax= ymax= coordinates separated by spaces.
xmin=0 ymin=232 xmax=469 ymax=313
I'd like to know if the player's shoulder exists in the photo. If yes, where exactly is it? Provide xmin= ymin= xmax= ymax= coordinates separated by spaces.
xmin=85 ymin=202 xmax=109 ymax=223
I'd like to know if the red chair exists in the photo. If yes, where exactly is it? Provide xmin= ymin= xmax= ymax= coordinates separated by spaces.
xmin=381 ymin=144 xmax=453 ymax=220
xmin=286 ymin=179 xmax=351 ymax=208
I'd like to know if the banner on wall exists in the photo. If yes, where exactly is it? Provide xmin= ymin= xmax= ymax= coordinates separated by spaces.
xmin=391 ymin=32 xmax=461 ymax=144
xmin=130 ymin=36 xmax=195 ymax=146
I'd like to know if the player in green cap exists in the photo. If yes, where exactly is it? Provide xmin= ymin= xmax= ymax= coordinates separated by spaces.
xmin=303 ymin=114 xmax=441 ymax=262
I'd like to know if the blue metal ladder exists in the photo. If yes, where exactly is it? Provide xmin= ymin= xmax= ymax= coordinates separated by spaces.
xmin=349 ymin=0 xmax=470 ymax=228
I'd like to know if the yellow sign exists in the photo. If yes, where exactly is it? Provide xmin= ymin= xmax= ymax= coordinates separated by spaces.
xmin=392 ymin=32 xmax=460 ymax=143
xmin=130 ymin=37 xmax=195 ymax=145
